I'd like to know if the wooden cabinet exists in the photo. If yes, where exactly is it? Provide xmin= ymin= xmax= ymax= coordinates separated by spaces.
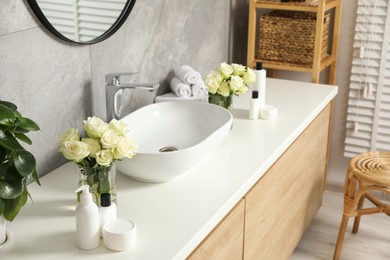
xmin=244 ymin=104 xmax=331 ymax=259
xmin=187 ymin=104 xmax=331 ymax=259
xmin=187 ymin=199 xmax=245 ymax=260
xmin=247 ymin=0 xmax=342 ymax=84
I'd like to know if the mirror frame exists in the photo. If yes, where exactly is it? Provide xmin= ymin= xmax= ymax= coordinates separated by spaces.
xmin=26 ymin=0 xmax=137 ymax=45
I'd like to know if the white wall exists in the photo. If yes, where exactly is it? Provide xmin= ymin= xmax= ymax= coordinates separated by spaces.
xmin=327 ymin=1 xmax=358 ymax=187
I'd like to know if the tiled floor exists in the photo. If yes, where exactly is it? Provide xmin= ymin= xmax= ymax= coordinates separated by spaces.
xmin=290 ymin=191 xmax=390 ymax=260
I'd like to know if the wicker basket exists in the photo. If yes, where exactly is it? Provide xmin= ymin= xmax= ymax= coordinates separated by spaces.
xmin=258 ymin=0 xmax=319 ymax=7
xmin=258 ymin=11 xmax=330 ymax=66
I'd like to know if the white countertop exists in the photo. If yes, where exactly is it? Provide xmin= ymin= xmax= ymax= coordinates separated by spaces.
xmin=2 ymin=78 xmax=338 ymax=260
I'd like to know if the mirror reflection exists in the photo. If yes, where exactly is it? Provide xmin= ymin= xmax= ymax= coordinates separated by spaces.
xmin=29 ymin=0 xmax=134 ymax=44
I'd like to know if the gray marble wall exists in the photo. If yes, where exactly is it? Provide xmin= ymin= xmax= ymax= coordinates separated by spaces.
xmin=1 ymin=0 xmax=246 ymax=176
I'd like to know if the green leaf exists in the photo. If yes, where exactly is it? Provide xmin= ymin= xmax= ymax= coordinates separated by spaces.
xmin=0 ymin=130 xmax=23 ymax=150
xmin=0 ymin=147 xmax=6 ymax=162
xmin=0 ymin=161 xmax=24 ymax=199
xmin=98 ymin=178 xmax=110 ymax=194
xmin=13 ymin=149 xmax=36 ymax=177
xmin=13 ymin=126 xmax=29 ymax=134
xmin=0 ymin=104 xmax=16 ymax=126
xmin=31 ymin=169 xmax=41 ymax=186
xmin=0 ymin=124 xmax=9 ymax=131
xmin=86 ymin=173 xmax=96 ymax=185
xmin=3 ymin=189 xmax=28 ymax=221
xmin=18 ymin=117 xmax=40 ymax=131
xmin=0 ymin=198 xmax=4 ymax=215
xmin=14 ymin=133 xmax=32 ymax=145
xmin=0 ymin=101 xmax=17 ymax=112
xmin=14 ymin=111 xmax=22 ymax=118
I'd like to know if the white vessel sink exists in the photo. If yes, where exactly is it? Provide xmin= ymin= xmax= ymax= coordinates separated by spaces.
xmin=117 ymin=101 xmax=233 ymax=182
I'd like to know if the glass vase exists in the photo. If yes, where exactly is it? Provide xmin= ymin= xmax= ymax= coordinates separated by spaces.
xmin=75 ymin=164 xmax=117 ymax=206
xmin=0 ymin=217 xmax=6 ymax=246
xmin=208 ymin=93 xmax=233 ymax=112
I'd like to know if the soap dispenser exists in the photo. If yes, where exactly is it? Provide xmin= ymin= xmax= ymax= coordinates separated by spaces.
xmin=75 ymin=185 xmax=100 ymax=250
xmin=254 ymin=62 xmax=266 ymax=108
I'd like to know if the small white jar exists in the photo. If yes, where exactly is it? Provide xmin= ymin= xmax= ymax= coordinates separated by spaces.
xmin=103 ymin=219 xmax=137 ymax=251
xmin=260 ymin=105 xmax=278 ymax=120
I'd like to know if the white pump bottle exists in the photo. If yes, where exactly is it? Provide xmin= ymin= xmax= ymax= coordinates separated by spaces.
xmin=99 ymin=193 xmax=117 ymax=237
xmin=75 ymin=185 xmax=100 ymax=250
xmin=254 ymin=62 xmax=266 ymax=108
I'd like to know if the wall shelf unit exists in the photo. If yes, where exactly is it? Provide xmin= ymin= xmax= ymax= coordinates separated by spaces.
xmin=247 ymin=0 xmax=342 ymax=84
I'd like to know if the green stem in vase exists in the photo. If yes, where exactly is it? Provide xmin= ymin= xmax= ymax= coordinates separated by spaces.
xmin=209 ymin=93 xmax=233 ymax=111
xmin=77 ymin=165 xmax=115 ymax=205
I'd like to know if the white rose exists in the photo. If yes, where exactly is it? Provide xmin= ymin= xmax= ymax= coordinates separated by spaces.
xmin=217 ymin=62 xmax=233 ymax=79
xmin=206 ymin=78 xmax=220 ymax=95
xmin=206 ymin=71 xmax=223 ymax=84
xmin=217 ymin=81 xmax=230 ymax=97
xmin=60 ymin=141 xmax=89 ymax=163
xmin=100 ymin=129 xmax=120 ymax=149
xmin=243 ymin=68 xmax=256 ymax=84
xmin=236 ymin=85 xmax=249 ymax=95
xmin=58 ymin=128 xmax=79 ymax=145
xmin=113 ymin=136 xmax=137 ymax=159
xmin=96 ymin=149 xmax=113 ymax=166
xmin=81 ymin=138 xmax=101 ymax=158
xmin=232 ymin=63 xmax=246 ymax=76
xmin=229 ymin=75 xmax=244 ymax=92
xmin=109 ymin=119 xmax=128 ymax=136
xmin=84 ymin=116 xmax=108 ymax=138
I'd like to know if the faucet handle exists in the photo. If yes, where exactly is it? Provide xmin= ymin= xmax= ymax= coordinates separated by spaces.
xmin=105 ymin=72 xmax=138 ymax=85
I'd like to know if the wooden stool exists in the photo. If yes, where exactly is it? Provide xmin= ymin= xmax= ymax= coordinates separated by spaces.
xmin=333 ymin=151 xmax=390 ymax=260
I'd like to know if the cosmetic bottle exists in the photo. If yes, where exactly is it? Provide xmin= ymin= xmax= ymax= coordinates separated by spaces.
xmin=99 ymin=193 xmax=117 ymax=237
xmin=75 ymin=185 xmax=100 ymax=250
xmin=254 ymin=62 xmax=266 ymax=108
xmin=249 ymin=90 xmax=260 ymax=119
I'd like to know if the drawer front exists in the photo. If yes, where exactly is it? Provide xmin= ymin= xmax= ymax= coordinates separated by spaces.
xmin=187 ymin=199 xmax=245 ymax=260
xmin=244 ymin=104 xmax=331 ymax=260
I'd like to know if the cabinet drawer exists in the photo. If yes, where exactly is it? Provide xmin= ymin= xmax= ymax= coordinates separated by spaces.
xmin=244 ymin=104 xmax=331 ymax=259
xmin=187 ymin=199 xmax=245 ymax=260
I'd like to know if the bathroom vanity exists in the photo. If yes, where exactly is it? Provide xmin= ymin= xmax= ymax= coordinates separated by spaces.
xmin=2 ymin=78 xmax=337 ymax=260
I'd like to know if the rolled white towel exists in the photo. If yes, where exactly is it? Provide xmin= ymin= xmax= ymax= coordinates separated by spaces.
xmin=191 ymin=80 xmax=208 ymax=97
xmin=174 ymin=65 xmax=202 ymax=85
xmin=170 ymin=77 xmax=192 ymax=98
xmin=155 ymin=92 xmax=208 ymax=103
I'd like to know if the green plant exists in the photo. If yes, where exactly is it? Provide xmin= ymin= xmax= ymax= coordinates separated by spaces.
xmin=0 ymin=100 xmax=40 ymax=221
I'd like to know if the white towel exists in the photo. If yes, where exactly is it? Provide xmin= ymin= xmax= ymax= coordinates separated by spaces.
xmin=155 ymin=92 xmax=208 ymax=103
xmin=174 ymin=65 xmax=202 ymax=85
xmin=191 ymin=80 xmax=208 ymax=97
xmin=170 ymin=77 xmax=192 ymax=98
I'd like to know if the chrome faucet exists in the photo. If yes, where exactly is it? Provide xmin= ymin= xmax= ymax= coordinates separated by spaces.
xmin=105 ymin=73 xmax=160 ymax=121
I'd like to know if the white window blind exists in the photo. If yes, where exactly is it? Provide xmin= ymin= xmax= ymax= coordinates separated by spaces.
xmin=37 ymin=0 xmax=124 ymax=42
xmin=344 ymin=0 xmax=390 ymax=157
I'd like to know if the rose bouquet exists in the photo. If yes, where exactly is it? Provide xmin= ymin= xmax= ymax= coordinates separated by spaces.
xmin=205 ymin=62 xmax=256 ymax=111
xmin=59 ymin=116 xmax=137 ymax=203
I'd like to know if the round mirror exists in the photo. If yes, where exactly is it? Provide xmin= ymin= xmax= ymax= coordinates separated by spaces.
xmin=27 ymin=0 xmax=136 ymax=44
